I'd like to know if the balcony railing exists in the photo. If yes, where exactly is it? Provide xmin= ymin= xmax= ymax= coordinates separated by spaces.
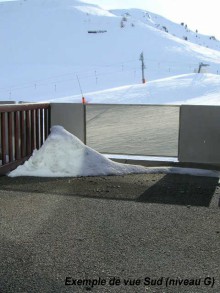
xmin=0 ymin=103 xmax=50 ymax=175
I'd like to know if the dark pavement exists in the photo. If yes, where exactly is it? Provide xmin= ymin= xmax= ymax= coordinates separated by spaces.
xmin=0 ymin=173 xmax=220 ymax=293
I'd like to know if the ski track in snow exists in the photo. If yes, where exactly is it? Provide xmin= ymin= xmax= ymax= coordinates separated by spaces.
xmin=49 ymin=73 xmax=220 ymax=105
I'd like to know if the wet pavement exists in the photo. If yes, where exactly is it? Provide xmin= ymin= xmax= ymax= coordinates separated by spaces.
xmin=0 ymin=173 xmax=220 ymax=293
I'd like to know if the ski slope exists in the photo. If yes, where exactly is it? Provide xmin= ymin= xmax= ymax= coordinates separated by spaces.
xmin=1 ymin=0 xmax=220 ymax=103
xmin=50 ymin=73 xmax=220 ymax=105
xmin=111 ymin=8 xmax=220 ymax=51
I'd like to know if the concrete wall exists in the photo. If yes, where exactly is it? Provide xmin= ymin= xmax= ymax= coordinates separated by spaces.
xmin=50 ymin=103 xmax=86 ymax=143
xmin=50 ymin=103 xmax=220 ymax=165
xmin=179 ymin=105 xmax=220 ymax=164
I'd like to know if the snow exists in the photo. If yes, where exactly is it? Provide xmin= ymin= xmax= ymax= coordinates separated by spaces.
xmin=8 ymin=125 xmax=151 ymax=177
xmin=8 ymin=126 xmax=220 ymax=178
xmin=1 ymin=0 xmax=220 ymax=102
xmin=49 ymin=73 xmax=220 ymax=105
xmin=75 ymin=5 xmax=116 ymax=17
xmin=112 ymin=8 xmax=220 ymax=51
xmin=104 ymin=154 xmax=178 ymax=162
xmin=2 ymin=1 xmax=220 ymax=178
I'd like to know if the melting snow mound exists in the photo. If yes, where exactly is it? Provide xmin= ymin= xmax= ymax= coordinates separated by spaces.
xmin=8 ymin=126 xmax=148 ymax=177
xmin=8 ymin=126 xmax=220 ymax=178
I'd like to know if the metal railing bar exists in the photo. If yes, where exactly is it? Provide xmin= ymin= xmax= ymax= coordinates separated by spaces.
xmin=14 ymin=111 xmax=20 ymax=160
xmin=44 ymin=108 xmax=48 ymax=139
xmin=8 ymin=112 xmax=13 ymax=162
xmin=0 ymin=103 xmax=50 ymax=113
xmin=48 ymin=107 xmax=51 ymax=135
xmin=31 ymin=109 xmax=36 ymax=152
xmin=1 ymin=112 xmax=7 ymax=165
xmin=40 ymin=108 xmax=44 ymax=145
xmin=20 ymin=111 xmax=25 ymax=158
xmin=0 ymin=156 xmax=31 ymax=176
xmin=36 ymin=109 xmax=40 ymax=149
xmin=86 ymin=103 xmax=180 ymax=107
xmin=26 ymin=110 xmax=31 ymax=156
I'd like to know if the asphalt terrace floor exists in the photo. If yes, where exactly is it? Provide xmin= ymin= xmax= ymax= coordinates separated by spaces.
xmin=0 ymin=173 xmax=220 ymax=293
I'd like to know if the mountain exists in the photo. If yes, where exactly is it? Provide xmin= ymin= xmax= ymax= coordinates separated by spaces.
xmin=1 ymin=0 xmax=220 ymax=102
xmin=111 ymin=8 xmax=220 ymax=51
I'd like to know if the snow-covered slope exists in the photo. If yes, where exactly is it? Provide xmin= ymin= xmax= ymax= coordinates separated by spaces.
xmin=111 ymin=8 xmax=220 ymax=51
xmin=1 ymin=0 xmax=220 ymax=102
xmin=50 ymin=73 xmax=220 ymax=105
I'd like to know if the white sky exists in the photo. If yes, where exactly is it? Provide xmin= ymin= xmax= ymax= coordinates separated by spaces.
xmin=84 ymin=0 xmax=220 ymax=39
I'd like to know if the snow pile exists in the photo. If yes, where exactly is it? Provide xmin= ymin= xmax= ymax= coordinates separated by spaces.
xmin=8 ymin=126 xmax=220 ymax=178
xmin=8 ymin=126 xmax=148 ymax=177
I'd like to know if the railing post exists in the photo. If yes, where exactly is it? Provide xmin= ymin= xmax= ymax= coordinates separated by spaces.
xmin=36 ymin=109 xmax=40 ymax=149
xmin=84 ymin=104 xmax=87 ymax=145
xmin=31 ymin=109 xmax=35 ymax=152
xmin=20 ymin=110 xmax=25 ymax=158
xmin=48 ymin=106 xmax=51 ymax=135
xmin=14 ymin=111 xmax=20 ymax=160
xmin=8 ymin=112 xmax=13 ymax=162
xmin=44 ymin=108 xmax=49 ymax=138
xmin=40 ymin=108 xmax=44 ymax=145
xmin=1 ymin=112 xmax=6 ymax=165
xmin=177 ymin=105 xmax=182 ymax=161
